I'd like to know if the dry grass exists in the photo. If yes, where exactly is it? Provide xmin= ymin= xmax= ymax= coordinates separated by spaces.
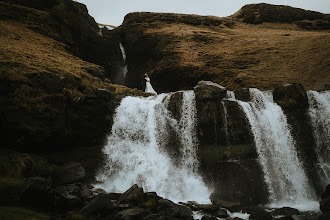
xmin=145 ymin=20 xmax=330 ymax=90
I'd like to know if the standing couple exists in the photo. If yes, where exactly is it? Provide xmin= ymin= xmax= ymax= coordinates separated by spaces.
xmin=142 ymin=73 xmax=157 ymax=95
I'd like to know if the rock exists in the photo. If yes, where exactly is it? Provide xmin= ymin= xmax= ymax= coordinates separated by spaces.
xmin=21 ymin=177 xmax=54 ymax=211
xmin=273 ymin=83 xmax=309 ymax=109
xmin=118 ymin=184 xmax=144 ymax=204
xmin=249 ymin=210 xmax=273 ymax=220
xmin=157 ymin=199 xmax=193 ymax=219
xmin=79 ymin=193 xmax=115 ymax=215
xmin=210 ymin=197 xmax=240 ymax=209
xmin=53 ymin=162 xmax=86 ymax=186
xmin=272 ymin=207 xmax=300 ymax=216
xmin=54 ymin=183 xmax=84 ymax=212
xmin=43 ymin=74 xmax=65 ymax=94
xmin=116 ymin=207 xmax=148 ymax=220
xmin=83 ymin=66 xmax=105 ymax=80
xmin=194 ymin=81 xmax=227 ymax=100
xmin=320 ymin=197 xmax=330 ymax=212
xmin=319 ymin=212 xmax=330 ymax=220
xmin=201 ymin=216 xmax=218 ymax=220
xmin=193 ymin=203 xmax=220 ymax=213
xmin=215 ymin=208 xmax=229 ymax=218
xmin=277 ymin=216 xmax=295 ymax=220
xmin=145 ymin=214 xmax=167 ymax=220
xmin=321 ymin=184 xmax=330 ymax=199
xmin=234 ymin=88 xmax=251 ymax=102
xmin=318 ymin=84 xmax=330 ymax=92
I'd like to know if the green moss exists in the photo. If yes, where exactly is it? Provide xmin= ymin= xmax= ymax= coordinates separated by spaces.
xmin=0 ymin=206 xmax=48 ymax=220
xmin=198 ymin=144 xmax=256 ymax=167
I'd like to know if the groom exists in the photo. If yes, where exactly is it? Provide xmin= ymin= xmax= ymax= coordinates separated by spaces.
xmin=141 ymin=73 xmax=147 ymax=92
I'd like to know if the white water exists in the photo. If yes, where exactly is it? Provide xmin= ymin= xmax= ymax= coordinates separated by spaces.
xmin=235 ymin=88 xmax=318 ymax=211
xmin=95 ymin=91 xmax=211 ymax=203
xmin=307 ymin=90 xmax=330 ymax=188
xmin=116 ymin=43 xmax=128 ymax=83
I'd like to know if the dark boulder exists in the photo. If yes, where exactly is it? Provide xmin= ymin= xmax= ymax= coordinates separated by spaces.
xmin=194 ymin=81 xmax=227 ymax=100
xmin=118 ymin=184 xmax=144 ymax=204
xmin=234 ymin=88 xmax=251 ymax=102
xmin=320 ymin=184 xmax=330 ymax=213
xmin=272 ymin=207 xmax=299 ymax=216
xmin=53 ymin=162 xmax=86 ymax=186
xmin=79 ymin=193 xmax=115 ymax=216
xmin=21 ymin=177 xmax=54 ymax=211
xmin=201 ymin=216 xmax=218 ymax=220
xmin=116 ymin=207 xmax=149 ymax=220
xmin=54 ymin=183 xmax=87 ymax=212
xmin=249 ymin=210 xmax=273 ymax=220
xmin=273 ymin=83 xmax=309 ymax=109
xmin=157 ymin=199 xmax=193 ymax=219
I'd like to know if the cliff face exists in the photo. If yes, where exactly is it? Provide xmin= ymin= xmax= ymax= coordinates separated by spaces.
xmin=0 ymin=0 xmax=144 ymax=151
xmin=119 ymin=5 xmax=330 ymax=93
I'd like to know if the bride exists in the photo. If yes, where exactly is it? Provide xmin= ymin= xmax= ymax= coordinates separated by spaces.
xmin=144 ymin=73 xmax=157 ymax=95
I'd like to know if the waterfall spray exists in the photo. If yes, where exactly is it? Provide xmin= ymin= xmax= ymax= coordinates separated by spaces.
xmin=307 ymin=90 xmax=330 ymax=188
xmin=95 ymin=92 xmax=211 ymax=203
xmin=236 ymin=89 xmax=318 ymax=211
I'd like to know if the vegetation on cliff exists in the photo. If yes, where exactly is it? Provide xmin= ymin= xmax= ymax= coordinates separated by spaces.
xmin=120 ymin=4 xmax=330 ymax=92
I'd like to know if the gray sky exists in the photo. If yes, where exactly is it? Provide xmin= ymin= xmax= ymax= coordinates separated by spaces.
xmin=75 ymin=0 xmax=330 ymax=26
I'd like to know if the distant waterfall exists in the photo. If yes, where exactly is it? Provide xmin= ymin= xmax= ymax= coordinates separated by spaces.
xmin=95 ymin=92 xmax=211 ymax=203
xmin=236 ymin=89 xmax=317 ymax=210
xmin=307 ymin=91 xmax=330 ymax=188
xmin=114 ymin=43 xmax=128 ymax=84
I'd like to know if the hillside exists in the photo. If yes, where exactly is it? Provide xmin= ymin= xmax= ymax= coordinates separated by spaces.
xmin=120 ymin=5 xmax=330 ymax=92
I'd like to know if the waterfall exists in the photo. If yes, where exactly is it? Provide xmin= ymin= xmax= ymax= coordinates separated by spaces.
xmin=114 ymin=43 xmax=128 ymax=84
xmin=95 ymin=92 xmax=211 ymax=203
xmin=235 ymin=88 xmax=318 ymax=211
xmin=307 ymin=90 xmax=330 ymax=188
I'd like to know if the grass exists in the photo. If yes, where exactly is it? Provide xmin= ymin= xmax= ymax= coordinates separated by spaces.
xmin=0 ymin=206 xmax=49 ymax=220
xmin=143 ymin=16 xmax=330 ymax=91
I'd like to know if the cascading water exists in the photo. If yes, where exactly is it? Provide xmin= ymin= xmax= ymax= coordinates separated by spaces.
xmin=307 ymin=90 xmax=330 ymax=188
xmin=114 ymin=43 xmax=128 ymax=84
xmin=95 ymin=91 xmax=211 ymax=203
xmin=235 ymin=88 xmax=318 ymax=211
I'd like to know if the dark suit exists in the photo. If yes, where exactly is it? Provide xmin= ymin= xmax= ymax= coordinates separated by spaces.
xmin=141 ymin=74 xmax=147 ymax=92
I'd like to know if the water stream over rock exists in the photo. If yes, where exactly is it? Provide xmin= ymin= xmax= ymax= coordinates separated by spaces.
xmin=95 ymin=92 xmax=211 ymax=203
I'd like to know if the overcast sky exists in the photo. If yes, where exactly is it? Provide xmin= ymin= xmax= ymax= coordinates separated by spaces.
xmin=75 ymin=0 xmax=330 ymax=26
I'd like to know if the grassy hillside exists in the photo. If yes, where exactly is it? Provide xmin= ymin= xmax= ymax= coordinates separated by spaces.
xmin=121 ymin=6 xmax=330 ymax=92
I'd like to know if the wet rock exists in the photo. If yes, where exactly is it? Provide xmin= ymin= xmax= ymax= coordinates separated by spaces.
xmin=249 ymin=210 xmax=273 ymax=220
xmin=273 ymin=83 xmax=309 ymax=109
xmin=116 ymin=207 xmax=148 ymax=220
xmin=21 ymin=177 xmax=54 ymax=211
xmin=194 ymin=81 xmax=227 ymax=100
xmin=54 ymin=183 xmax=85 ymax=212
xmin=144 ymin=214 xmax=167 ymax=220
xmin=215 ymin=208 xmax=229 ymax=218
xmin=319 ymin=212 xmax=330 ymax=220
xmin=272 ymin=207 xmax=299 ymax=216
xmin=157 ymin=199 xmax=193 ymax=219
xmin=277 ymin=216 xmax=295 ymax=220
xmin=201 ymin=216 xmax=218 ymax=220
xmin=320 ymin=184 xmax=330 ymax=212
xmin=53 ymin=162 xmax=86 ymax=186
xmin=234 ymin=88 xmax=251 ymax=102
xmin=79 ymin=193 xmax=115 ymax=215
xmin=118 ymin=184 xmax=144 ymax=204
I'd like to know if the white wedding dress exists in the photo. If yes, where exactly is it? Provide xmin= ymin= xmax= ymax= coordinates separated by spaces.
xmin=145 ymin=76 xmax=157 ymax=95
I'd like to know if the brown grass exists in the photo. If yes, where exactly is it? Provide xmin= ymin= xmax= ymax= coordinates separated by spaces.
xmin=145 ymin=21 xmax=330 ymax=90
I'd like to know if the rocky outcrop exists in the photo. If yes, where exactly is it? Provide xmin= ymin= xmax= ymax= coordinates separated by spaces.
xmin=273 ymin=83 xmax=323 ymax=195
xmin=53 ymin=162 xmax=86 ymax=186
xmin=235 ymin=3 xmax=330 ymax=30
xmin=191 ymin=81 xmax=268 ymax=206
xmin=320 ymin=184 xmax=330 ymax=220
